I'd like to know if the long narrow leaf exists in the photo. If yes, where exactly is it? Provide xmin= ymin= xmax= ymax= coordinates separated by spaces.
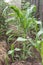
xmin=25 ymin=5 xmax=36 ymax=18
xmin=10 ymin=5 xmax=23 ymax=18
xmin=37 ymin=29 xmax=43 ymax=37
xmin=5 ymin=17 xmax=15 ymax=23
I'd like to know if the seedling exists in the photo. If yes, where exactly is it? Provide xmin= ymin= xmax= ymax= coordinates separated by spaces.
xmin=6 ymin=3 xmax=43 ymax=62
xmin=7 ymin=4 xmax=38 ymax=60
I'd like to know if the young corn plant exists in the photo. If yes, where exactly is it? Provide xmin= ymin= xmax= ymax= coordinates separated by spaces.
xmin=8 ymin=43 xmax=14 ymax=62
xmin=35 ymin=22 xmax=43 ymax=65
xmin=28 ymin=21 xmax=43 ymax=65
xmin=9 ymin=5 xmax=38 ymax=59
xmin=8 ymin=42 xmax=21 ymax=61
xmin=6 ymin=4 xmax=39 ymax=60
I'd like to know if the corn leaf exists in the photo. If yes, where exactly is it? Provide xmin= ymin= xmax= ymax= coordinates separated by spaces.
xmin=16 ymin=37 xmax=27 ymax=42
xmin=8 ymin=50 xmax=14 ymax=54
xmin=6 ymin=29 xmax=13 ymax=35
xmin=10 ymin=5 xmax=23 ymax=18
xmin=14 ymin=48 xmax=21 ymax=51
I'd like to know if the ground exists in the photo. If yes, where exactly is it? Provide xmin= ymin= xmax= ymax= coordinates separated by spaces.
xmin=0 ymin=40 xmax=42 ymax=65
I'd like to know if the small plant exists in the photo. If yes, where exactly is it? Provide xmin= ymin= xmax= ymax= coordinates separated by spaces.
xmin=6 ymin=4 xmax=38 ymax=60
xmin=5 ymin=3 xmax=43 ymax=64
xmin=35 ymin=22 xmax=43 ymax=65
xmin=28 ymin=21 xmax=43 ymax=65
xmin=0 ymin=0 xmax=8 ymax=39
xmin=6 ymin=29 xmax=14 ymax=42
xmin=8 ymin=43 xmax=14 ymax=62
xmin=8 ymin=42 xmax=21 ymax=61
xmin=0 ymin=14 xmax=8 ymax=37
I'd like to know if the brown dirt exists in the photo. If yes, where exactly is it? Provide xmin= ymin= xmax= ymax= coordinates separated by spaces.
xmin=0 ymin=40 xmax=42 ymax=65
xmin=11 ymin=61 xmax=41 ymax=65
xmin=0 ymin=41 xmax=8 ymax=65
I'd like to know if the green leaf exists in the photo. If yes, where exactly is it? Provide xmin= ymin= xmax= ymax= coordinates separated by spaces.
xmin=37 ymin=29 xmax=43 ymax=37
xmin=8 ymin=34 xmax=14 ymax=39
xmin=2 ymin=6 xmax=8 ymax=16
xmin=31 ymin=5 xmax=36 ymax=13
xmin=8 ymin=50 xmax=14 ymax=55
xmin=23 ymin=2 xmax=30 ymax=10
xmin=8 ymin=13 xmax=15 ymax=16
xmin=5 ymin=17 xmax=15 ymax=23
xmin=25 ymin=5 xmax=36 ymax=18
xmin=35 ymin=40 xmax=41 ymax=50
xmin=36 ymin=21 xmax=42 ymax=25
xmin=16 ymin=37 xmax=27 ymax=42
xmin=11 ymin=44 xmax=14 ymax=50
xmin=10 ymin=5 xmax=23 ymax=18
xmin=41 ymin=41 xmax=43 ymax=58
xmin=6 ymin=29 xmax=13 ymax=35
xmin=14 ymin=48 xmax=21 ymax=51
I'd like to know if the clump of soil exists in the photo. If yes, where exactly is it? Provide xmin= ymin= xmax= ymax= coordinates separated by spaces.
xmin=11 ymin=61 xmax=41 ymax=65
xmin=0 ymin=41 xmax=8 ymax=65
xmin=11 ymin=61 xmax=24 ymax=65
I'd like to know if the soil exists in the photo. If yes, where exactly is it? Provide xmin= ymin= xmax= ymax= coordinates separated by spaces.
xmin=0 ymin=40 xmax=42 ymax=65
xmin=11 ymin=61 xmax=41 ymax=65
xmin=0 ymin=41 xmax=9 ymax=65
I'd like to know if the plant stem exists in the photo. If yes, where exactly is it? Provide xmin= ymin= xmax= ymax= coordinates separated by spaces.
xmin=22 ymin=32 xmax=26 ymax=59
xmin=41 ymin=41 xmax=43 ymax=65
xmin=22 ymin=42 xmax=26 ymax=59
xmin=12 ymin=55 xmax=14 ymax=62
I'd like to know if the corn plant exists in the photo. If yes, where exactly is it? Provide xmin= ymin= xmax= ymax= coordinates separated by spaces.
xmin=28 ymin=21 xmax=43 ymax=65
xmin=6 ymin=4 xmax=39 ymax=60
xmin=5 ymin=3 xmax=43 ymax=60
xmin=35 ymin=22 xmax=43 ymax=65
